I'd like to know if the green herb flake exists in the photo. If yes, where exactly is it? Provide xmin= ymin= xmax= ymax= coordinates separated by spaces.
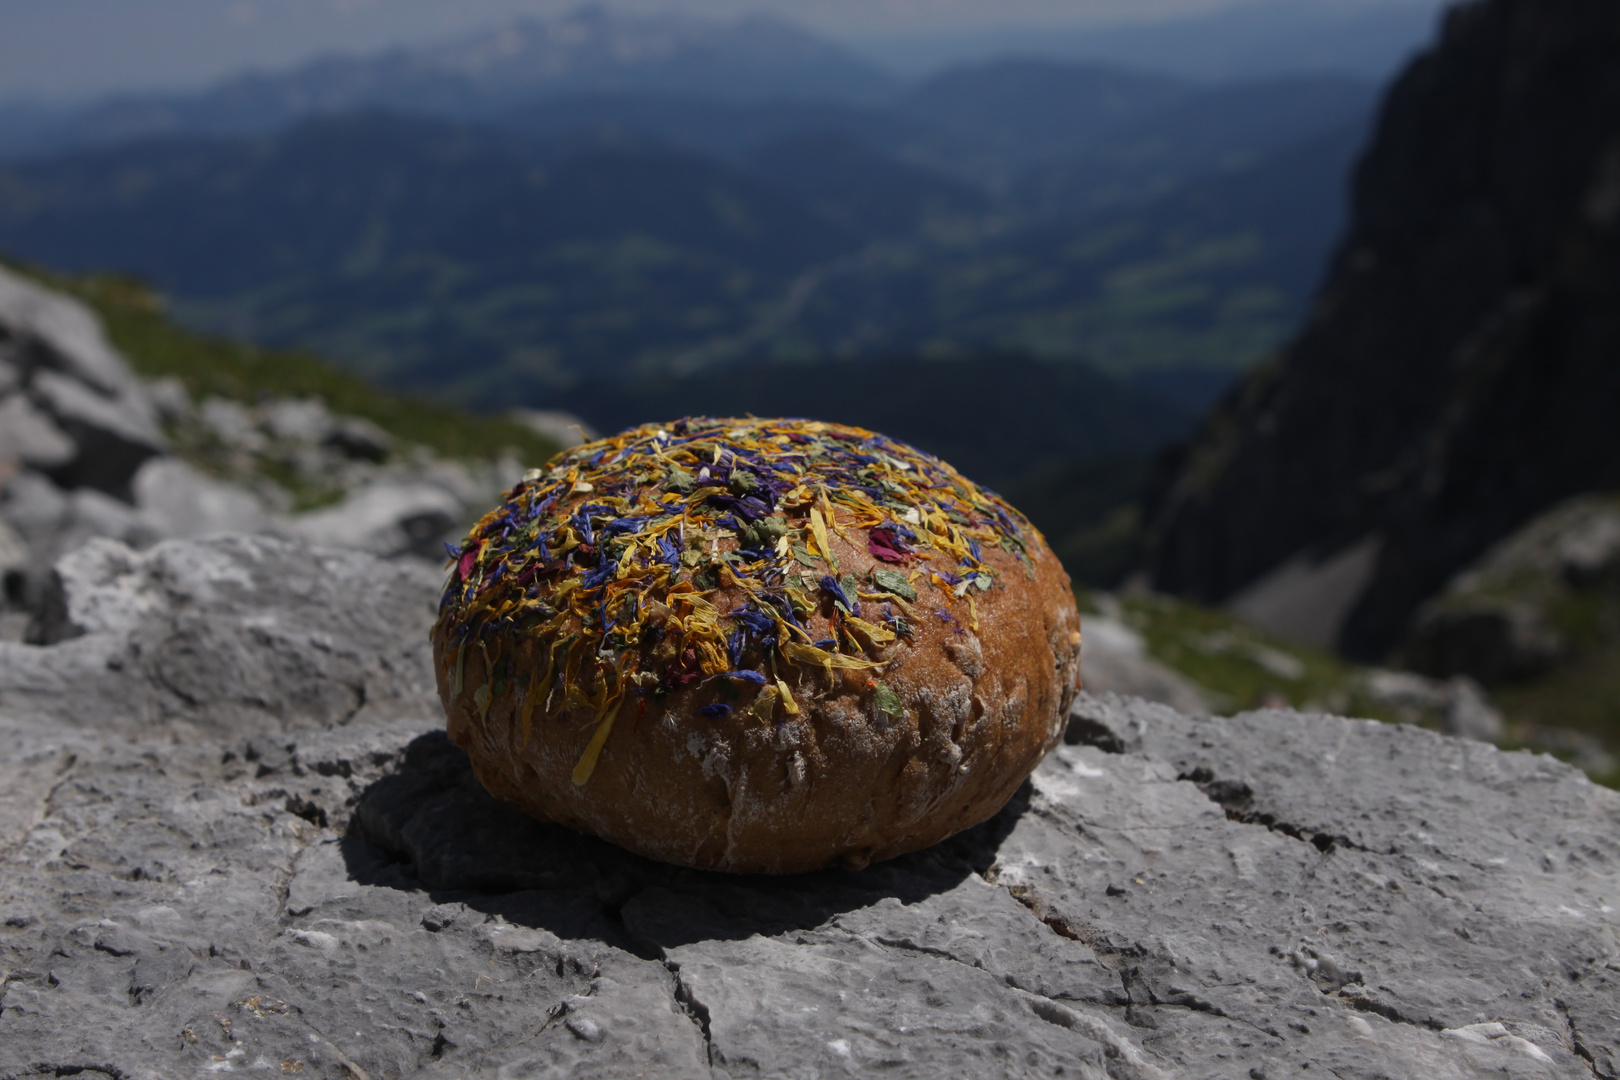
xmin=666 ymin=466 xmax=696 ymax=494
xmin=791 ymin=543 xmax=821 ymax=569
xmin=871 ymin=568 xmax=917 ymax=602
xmin=873 ymin=683 xmax=905 ymax=719
xmin=840 ymin=574 xmax=862 ymax=610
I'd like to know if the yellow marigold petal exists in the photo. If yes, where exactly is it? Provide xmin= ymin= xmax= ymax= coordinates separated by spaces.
xmin=571 ymin=696 xmax=624 ymax=787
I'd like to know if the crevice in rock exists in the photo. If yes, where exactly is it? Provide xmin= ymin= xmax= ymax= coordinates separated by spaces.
xmin=588 ymin=889 xmax=714 ymax=1062
xmin=989 ymin=873 xmax=1302 ymax=1047
xmin=1064 ymin=712 xmax=1126 ymax=753
xmin=1556 ymin=998 xmax=1606 ymax=1080
xmin=985 ymin=873 xmax=1160 ymax=1027
xmin=846 ymin=922 xmax=1170 ymax=1073
xmin=1287 ymin=944 xmax=1442 ymax=1034
xmin=24 ymin=1065 xmax=130 ymax=1080
xmin=988 ymin=874 xmax=1129 ymax=962
xmin=1339 ymin=992 xmax=1441 ymax=1031
xmin=864 ymin=933 xmax=973 ymax=966
xmin=665 ymin=961 xmax=714 ymax=1067
xmin=1177 ymin=768 xmax=1373 ymax=854
xmin=283 ymin=794 xmax=329 ymax=829
xmin=334 ymin=681 xmax=370 ymax=728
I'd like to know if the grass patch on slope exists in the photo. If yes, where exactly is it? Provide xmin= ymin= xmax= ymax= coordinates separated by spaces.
xmin=1081 ymin=589 xmax=1619 ymax=788
xmin=1100 ymin=591 xmax=1409 ymax=722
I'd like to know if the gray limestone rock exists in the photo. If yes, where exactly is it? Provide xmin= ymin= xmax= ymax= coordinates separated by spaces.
xmin=132 ymin=457 xmax=269 ymax=538
xmin=1439 ymin=674 xmax=1505 ymax=742
xmin=1403 ymin=494 xmax=1620 ymax=686
xmin=0 ymin=534 xmax=442 ymax=738
xmin=325 ymin=415 xmax=394 ymax=462
xmin=0 ymin=393 xmax=75 ymax=471
xmin=198 ymin=395 xmax=269 ymax=454
xmin=0 ymin=517 xmax=25 ymax=577
xmin=0 ymin=484 xmax=165 ymax=616
xmin=259 ymin=397 xmax=335 ymax=444
xmin=143 ymin=375 xmax=193 ymax=425
xmin=284 ymin=481 xmax=465 ymax=561
xmin=0 ymin=539 xmax=1615 ymax=1077
xmin=0 ymin=269 xmax=166 ymax=499
xmin=45 ymin=488 xmax=164 ymax=564
xmin=30 ymin=368 xmax=165 ymax=497
xmin=0 ymin=471 xmax=69 ymax=550
xmin=0 ymin=578 xmax=1614 ymax=1080
xmin=0 ymin=263 xmax=139 ymax=398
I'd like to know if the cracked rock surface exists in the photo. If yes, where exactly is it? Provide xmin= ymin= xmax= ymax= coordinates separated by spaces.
xmin=1 ymin=538 xmax=1616 ymax=1078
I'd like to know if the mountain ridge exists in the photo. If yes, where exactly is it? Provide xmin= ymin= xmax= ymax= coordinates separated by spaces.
xmin=0 ymin=64 xmax=1375 ymax=394
xmin=0 ymin=5 xmax=898 ymax=160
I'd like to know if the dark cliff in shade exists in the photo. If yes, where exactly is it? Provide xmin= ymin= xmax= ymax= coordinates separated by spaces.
xmin=1140 ymin=0 xmax=1620 ymax=660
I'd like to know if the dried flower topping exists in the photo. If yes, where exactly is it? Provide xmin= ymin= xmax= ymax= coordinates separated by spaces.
xmin=436 ymin=417 xmax=1037 ymax=784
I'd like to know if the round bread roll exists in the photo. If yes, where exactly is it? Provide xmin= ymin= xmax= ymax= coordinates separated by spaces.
xmin=433 ymin=417 xmax=1081 ymax=873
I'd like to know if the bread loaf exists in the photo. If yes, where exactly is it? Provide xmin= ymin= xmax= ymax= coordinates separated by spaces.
xmin=433 ymin=417 xmax=1081 ymax=873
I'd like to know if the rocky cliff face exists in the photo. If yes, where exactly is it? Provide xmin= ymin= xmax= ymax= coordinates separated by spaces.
xmin=1141 ymin=0 xmax=1620 ymax=660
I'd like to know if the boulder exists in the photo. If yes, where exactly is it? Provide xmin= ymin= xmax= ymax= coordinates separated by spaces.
xmin=143 ymin=374 xmax=192 ymax=425
xmin=0 ymin=471 xmax=158 ymax=615
xmin=0 ymin=263 xmax=140 ymax=398
xmin=1405 ymin=601 xmax=1566 ymax=684
xmin=131 ymin=457 xmax=269 ymax=538
xmin=46 ymin=487 xmax=163 ymax=563
xmin=284 ymin=481 xmax=464 ymax=560
xmin=1438 ymin=675 xmax=1505 ymax=743
xmin=0 ymin=538 xmax=1614 ymax=1078
xmin=1401 ymin=494 xmax=1620 ymax=685
xmin=1360 ymin=668 xmax=1506 ymax=742
xmin=325 ymin=415 xmax=394 ymax=462
xmin=30 ymin=365 xmax=165 ymax=497
xmin=0 ymin=393 xmax=75 ymax=471
xmin=0 ymin=469 xmax=69 ymax=552
xmin=1 ymin=534 xmax=442 ymax=738
xmin=0 ymin=266 xmax=166 ymax=497
xmin=197 ymin=395 xmax=268 ymax=454
xmin=1558 ymin=508 xmax=1620 ymax=585
xmin=259 ymin=397 xmax=335 ymax=444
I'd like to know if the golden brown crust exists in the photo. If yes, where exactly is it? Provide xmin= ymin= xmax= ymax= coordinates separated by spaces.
xmin=433 ymin=418 xmax=1080 ymax=873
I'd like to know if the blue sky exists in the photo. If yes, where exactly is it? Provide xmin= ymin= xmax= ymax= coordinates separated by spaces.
xmin=0 ymin=0 xmax=1445 ymax=101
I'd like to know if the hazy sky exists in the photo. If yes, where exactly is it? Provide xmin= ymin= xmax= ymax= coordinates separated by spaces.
xmin=0 ymin=0 xmax=1440 ymax=102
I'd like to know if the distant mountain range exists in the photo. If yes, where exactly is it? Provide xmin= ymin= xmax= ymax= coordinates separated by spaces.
xmin=0 ymin=34 xmax=1379 ymax=407
xmin=864 ymin=0 xmax=1447 ymax=82
xmin=0 ymin=4 xmax=1414 ymax=587
xmin=0 ymin=7 xmax=897 ymax=160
